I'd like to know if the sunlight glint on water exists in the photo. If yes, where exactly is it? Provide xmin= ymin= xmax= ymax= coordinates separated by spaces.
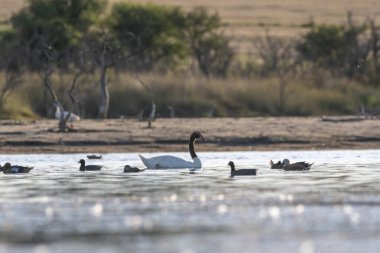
xmin=0 ymin=150 xmax=380 ymax=253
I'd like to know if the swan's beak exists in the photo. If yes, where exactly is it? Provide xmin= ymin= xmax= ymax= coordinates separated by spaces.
xmin=199 ymin=134 xmax=205 ymax=142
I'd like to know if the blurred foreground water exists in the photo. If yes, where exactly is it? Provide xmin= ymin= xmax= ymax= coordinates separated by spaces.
xmin=1 ymin=150 xmax=380 ymax=253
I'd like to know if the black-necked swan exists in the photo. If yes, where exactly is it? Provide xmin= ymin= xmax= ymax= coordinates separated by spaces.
xmin=78 ymin=159 xmax=102 ymax=171
xmin=228 ymin=161 xmax=257 ymax=177
xmin=282 ymin=159 xmax=313 ymax=171
xmin=1 ymin=163 xmax=33 ymax=174
xmin=139 ymin=131 xmax=204 ymax=169
xmin=124 ymin=165 xmax=144 ymax=173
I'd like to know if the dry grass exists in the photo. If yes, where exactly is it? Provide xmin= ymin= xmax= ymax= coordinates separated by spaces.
xmin=0 ymin=0 xmax=24 ymax=19
xmin=6 ymin=72 xmax=374 ymax=119
xmin=1 ymin=0 xmax=379 ymax=53
xmin=116 ymin=0 xmax=380 ymax=53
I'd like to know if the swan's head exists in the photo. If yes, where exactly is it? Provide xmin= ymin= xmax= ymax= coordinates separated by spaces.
xmin=282 ymin=159 xmax=290 ymax=166
xmin=227 ymin=161 xmax=235 ymax=170
xmin=191 ymin=131 xmax=205 ymax=142
xmin=78 ymin=159 xmax=85 ymax=165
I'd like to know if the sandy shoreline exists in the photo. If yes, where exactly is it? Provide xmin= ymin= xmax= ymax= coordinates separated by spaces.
xmin=0 ymin=117 xmax=379 ymax=154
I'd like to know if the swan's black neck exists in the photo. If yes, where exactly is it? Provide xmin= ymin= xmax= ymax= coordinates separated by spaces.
xmin=189 ymin=135 xmax=197 ymax=159
xmin=228 ymin=162 xmax=235 ymax=177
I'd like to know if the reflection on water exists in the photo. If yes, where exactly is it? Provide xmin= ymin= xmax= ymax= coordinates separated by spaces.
xmin=1 ymin=150 xmax=380 ymax=252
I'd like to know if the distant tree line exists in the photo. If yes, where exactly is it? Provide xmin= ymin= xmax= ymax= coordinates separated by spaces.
xmin=250 ymin=13 xmax=380 ymax=81
xmin=0 ymin=0 xmax=380 ymax=121
xmin=247 ymin=12 xmax=380 ymax=114
xmin=0 ymin=0 xmax=232 ymax=126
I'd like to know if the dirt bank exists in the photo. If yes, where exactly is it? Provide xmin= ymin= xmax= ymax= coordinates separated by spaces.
xmin=0 ymin=117 xmax=379 ymax=153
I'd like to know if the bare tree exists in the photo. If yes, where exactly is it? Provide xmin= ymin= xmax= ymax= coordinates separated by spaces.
xmin=39 ymin=38 xmax=84 ymax=132
xmin=119 ymin=29 xmax=158 ymax=124
xmin=368 ymin=17 xmax=380 ymax=83
xmin=0 ymin=41 xmax=27 ymax=108
xmin=135 ymin=74 xmax=156 ymax=128
xmin=84 ymin=32 xmax=120 ymax=119
xmin=345 ymin=12 xmax=370 ymax=78
xmin=253 ymin=32 xmax=297 ymax=113
xmin=0 ymin=64 xmax=23 ymax=108
xmin=98 ymin=46 xmax=112 ymax=119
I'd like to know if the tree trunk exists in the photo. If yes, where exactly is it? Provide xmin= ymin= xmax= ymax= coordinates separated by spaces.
xmin=279 ymin=75 xmax=286 ymax=115
xmin=58 ymin=106 xmax=68 ymax=132
xmin=370 ymin=20 xmax=380 ymax=80
xmin=98 ymin=65 xmax=109 ymax=119
xmin=147 ymin=101 xmax=156 ymax=128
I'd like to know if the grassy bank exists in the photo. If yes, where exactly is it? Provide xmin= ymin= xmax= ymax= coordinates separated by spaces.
xmin=1 ymin=72 xmax=378 ymax=119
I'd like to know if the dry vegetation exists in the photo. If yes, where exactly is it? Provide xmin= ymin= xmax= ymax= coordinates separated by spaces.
xmin=113 ymin=0 xmax=380 ymax=53
xmin=0 ymin=0 xmax=24 ymax=18
xmin=6 ymin=72 xmax=372 ymax=120
xmin=1 ymin=0 xmax=380 ymax=119
xmin=0 ymin=0 xmax=380 ymax=152
xmin=1 ymin=0 xmax=379 ymax=53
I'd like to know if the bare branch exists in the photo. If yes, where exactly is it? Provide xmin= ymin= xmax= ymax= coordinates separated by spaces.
xmin=134 ymin=74 xmax=156 ymax=127
xmin=40 ymin=37 xmax=59 ymax=104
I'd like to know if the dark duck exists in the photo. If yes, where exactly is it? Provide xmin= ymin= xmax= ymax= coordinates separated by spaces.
xmin=123 ymin=165 xmax=144 ymax=173
xmin=228 ymin=161 xmax=257 ymax=177
xmin=1 ymin=163 xmax=33 ymax=174
xmin=78 ymin=159 xmax=102 ymax=171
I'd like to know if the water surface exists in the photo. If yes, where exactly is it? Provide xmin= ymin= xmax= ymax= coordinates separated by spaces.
xmin=1 ymin=150 xmax=380 ymax=253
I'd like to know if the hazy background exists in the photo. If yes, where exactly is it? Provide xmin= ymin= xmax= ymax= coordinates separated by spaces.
xmin=0 ymin=0 xmax=380 ymax=120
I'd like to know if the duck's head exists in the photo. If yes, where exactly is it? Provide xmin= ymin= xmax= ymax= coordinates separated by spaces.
xmin=124 ymin=165 xmax=131 ymax=172
xmin=3 ymin=163 xmax=11 ymax=169
xmin=282 ymin=159 xmax=290 ymax=166
xmin=191 ymin=131 xmax=205 ymax=142
xmin=78 ymin=159 xmax=86 ymax=171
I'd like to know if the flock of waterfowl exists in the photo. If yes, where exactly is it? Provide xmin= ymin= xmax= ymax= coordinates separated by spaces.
xmin=0 ymin=131 xmax=313 ymax=176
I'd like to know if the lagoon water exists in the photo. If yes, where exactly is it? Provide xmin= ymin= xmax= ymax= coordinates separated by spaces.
xmin=1 ymin=150 xmax=380 ymax=253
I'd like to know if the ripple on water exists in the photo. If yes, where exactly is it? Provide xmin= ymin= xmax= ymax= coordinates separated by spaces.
xmin=0 ymin=150 xmax=380 ymax=252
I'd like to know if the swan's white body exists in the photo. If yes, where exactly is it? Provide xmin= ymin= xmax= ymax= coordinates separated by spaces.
xmin=139 ymin=131 xmax=204 ymax=170
xmin=55 ymin=106 xmax=80 ymax=122
xmin=139 ymin=154 xmax=202 ymax=170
